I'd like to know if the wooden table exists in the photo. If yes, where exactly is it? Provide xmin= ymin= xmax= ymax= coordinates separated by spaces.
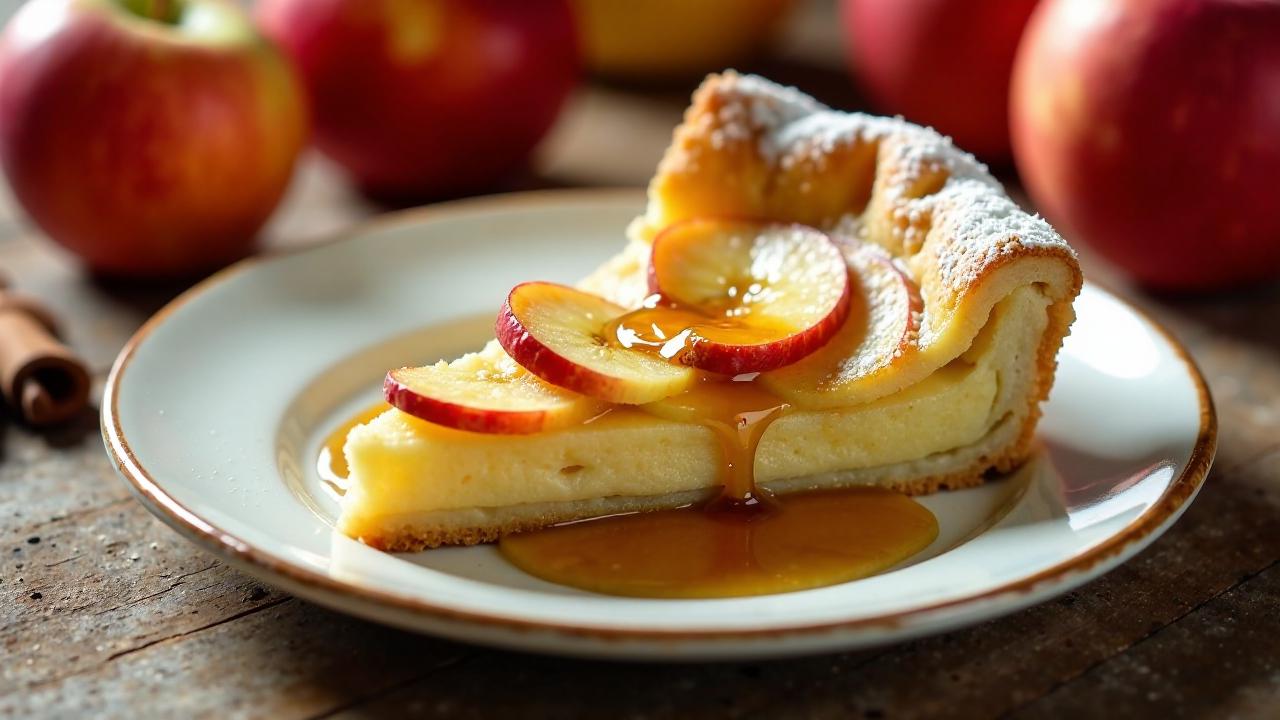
xmin=3 ymin=12 xmax=1279 ymax=719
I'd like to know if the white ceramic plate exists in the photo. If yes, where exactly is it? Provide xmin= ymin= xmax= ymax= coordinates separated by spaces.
xmin=103 ymin=190 xmax=1215 ymax=661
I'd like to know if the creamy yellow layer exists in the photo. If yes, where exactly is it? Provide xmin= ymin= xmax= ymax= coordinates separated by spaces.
xmin=339 ymin=358 xmax=996 ymax=536
xmin=338 ymin=272 xmax=1054 ymax=542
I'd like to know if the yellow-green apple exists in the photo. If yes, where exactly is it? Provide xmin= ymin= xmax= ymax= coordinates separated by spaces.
xmin=761 ymin=241 xmax=923 ymax=407
xmin=0 ymin=0 xmax=306 ymax=277
xmin=570 ymin=0 xmax=795 ymax=80
xmin=644 ymin=220 xmax=851 ymax=375
xmin=385 ymin=342 xmax=605 ymax=434
xmin=496 ymin=282 xmax=698 ymax=405
xmin=1011 ymin=0 xmax=1280 ymax=290
xmin=842 ymin=0 xmax=1038 ymax=161
xmin=256 ymin=0 xmax=579 ymax=200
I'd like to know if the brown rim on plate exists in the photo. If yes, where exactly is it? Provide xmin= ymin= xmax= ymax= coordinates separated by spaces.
xmin=101 ymin=188 xmax=1217 ymax=643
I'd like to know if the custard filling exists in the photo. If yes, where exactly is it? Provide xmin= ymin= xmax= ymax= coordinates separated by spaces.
xmin=338 ymin=285 xmax=1048 ymax=537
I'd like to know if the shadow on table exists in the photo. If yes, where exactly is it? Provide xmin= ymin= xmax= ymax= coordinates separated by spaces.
xmin=0 ymin=401 xmax=99 ymax=461
xmin=33 ymin=403 xmax=100 ymax=451
xmin=87 ymin=272 xmax=211 ymax=319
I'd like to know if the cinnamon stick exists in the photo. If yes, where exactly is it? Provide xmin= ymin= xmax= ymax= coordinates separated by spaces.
xmin=0 ymin=277 xmax=90 ymax=427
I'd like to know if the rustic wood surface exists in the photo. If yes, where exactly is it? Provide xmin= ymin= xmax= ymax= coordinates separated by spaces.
xmin=2 ymin=6 xmax=1279 ymax=718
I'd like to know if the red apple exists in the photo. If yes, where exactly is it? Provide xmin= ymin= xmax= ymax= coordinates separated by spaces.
xmin=385 ymin=346 xmax=605 ymax=434
xmin=644 ymin=220 xmax=851 ymax=376
xmin=496 ymin=282 xmax=698 ymax=405
xmin=256 ymin=0 xmax=579 ymax=200
xmin=1011 ymin=0 xmax=1280 ymax=291
xmin=841 ymin=0 xmax=1038 ymax=161
xmin=0 ymin=0 xmax=307 ymax=277
xmin=570 ymin=0 xmax=795 ymax=80
xmin=761 ymin=241 xmax=922 ymax=407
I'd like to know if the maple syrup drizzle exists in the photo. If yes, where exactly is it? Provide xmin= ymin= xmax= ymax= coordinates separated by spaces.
xmin=499 ymin=294 xmax=939 ymax=597
xmin=325 ymin=292 xmax=939 ymax=598
xmin=602 ymin=294 xmax=797 ymax=509
xmin=498 ymin=367 xmax=938 ymax=597
xmin=643 ymin=375 xmax=789 ymax=510
xmin=605 ymin=293 xmax=797 ymax=363
xmin=317 ymin=402 xmax=389 ymax=494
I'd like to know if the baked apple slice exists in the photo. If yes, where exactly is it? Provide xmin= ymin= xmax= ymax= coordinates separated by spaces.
xmin=760 ymin=242 xmax=923 ymax=406
xmin=385 ymin=342 xmax=607 ymax=434
xmin=641 ymin=220 xmax=851 ymax=375
xmin=497 ymin=282 xmax=698 ymax=404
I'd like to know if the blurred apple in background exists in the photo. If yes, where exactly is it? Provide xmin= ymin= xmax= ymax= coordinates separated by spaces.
xmin=571 ymin=0 xmax=795 ymax=81
xmin=841 ymin=0 xmax=1038 ymax=161
xmin=1012 ymin=0 xmax=1280 ymax=291
xmin=257 ymin=0 xmax=579 ymax=201
xmin=0 ymin=0 xmax=306 ymax=278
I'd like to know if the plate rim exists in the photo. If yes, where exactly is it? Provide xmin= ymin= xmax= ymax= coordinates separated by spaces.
xmin=101 ymin=188 xmax=1218 ymax=643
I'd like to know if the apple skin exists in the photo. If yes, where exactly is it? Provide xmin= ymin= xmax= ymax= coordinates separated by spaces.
xmin=384 ymin=369 xmax=548 ymax=435
xmin=841 ymin=0 xmax=1038 ymax=161
xmin=256 ymin=0 xmax=579 ymax=200
xmin=496 ymin=282 xmax=697 ymax=405
xmin=1011 ymin=0 xmax=1280 ymax=291
xmin=384 ymin=367 xmax=602 ymax=435
xmin=646 ymin=220 xmax=853 ymax=376
xmin=760 ymin=241 xmax=923 ymax=407
xmin=0 ymin=0 xmax=307 ymax=277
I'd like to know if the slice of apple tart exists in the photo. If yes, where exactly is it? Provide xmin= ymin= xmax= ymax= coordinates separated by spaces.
xmin=340 ymin=72 xmax=1082 ymax=552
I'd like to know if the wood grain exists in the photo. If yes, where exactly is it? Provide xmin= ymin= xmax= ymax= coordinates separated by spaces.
xmin=1 ymin=3 xmax=1278 ymax=716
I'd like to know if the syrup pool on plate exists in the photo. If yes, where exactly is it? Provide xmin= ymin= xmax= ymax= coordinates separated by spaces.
xmin=500 ymin=485 xmax=938 ymax=598
xmin=503 ymin=295 xmax=936 ymax=597
xmin=499 ymin=374 xmax=938 ymax=598
xmin=317 ymin=402 xmax=388 ymax=494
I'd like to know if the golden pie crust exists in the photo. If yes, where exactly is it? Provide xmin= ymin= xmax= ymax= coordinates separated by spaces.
xmin=340 ymin=73 xmax=1082 ymax=551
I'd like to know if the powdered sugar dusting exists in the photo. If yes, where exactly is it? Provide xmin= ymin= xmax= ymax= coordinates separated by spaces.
xmin=911 ymin=178 xmax=1075 ymax=346
xmin=701 ymin=74 xmax=820 ymax=152
xmin=705 ymin=72 xmax=992 ymax=182
xmin=655 ymin=73 xmax=1079 ymax=398
xmin=700 ymin=75 xmax=1072 ymax=338
xmin=929 ymin=180 xmax=1069 ymax=287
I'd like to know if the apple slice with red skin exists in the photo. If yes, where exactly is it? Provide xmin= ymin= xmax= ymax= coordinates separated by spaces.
xmin=385 ymin=342 xmax=607 ymax=434
xmin=497 ymin=282 xmax=699 ymax=405
xmin=760 ymin=241 xmax=923 ymax=406
xmin=643 ymin=220 xmax=852 ymax=375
